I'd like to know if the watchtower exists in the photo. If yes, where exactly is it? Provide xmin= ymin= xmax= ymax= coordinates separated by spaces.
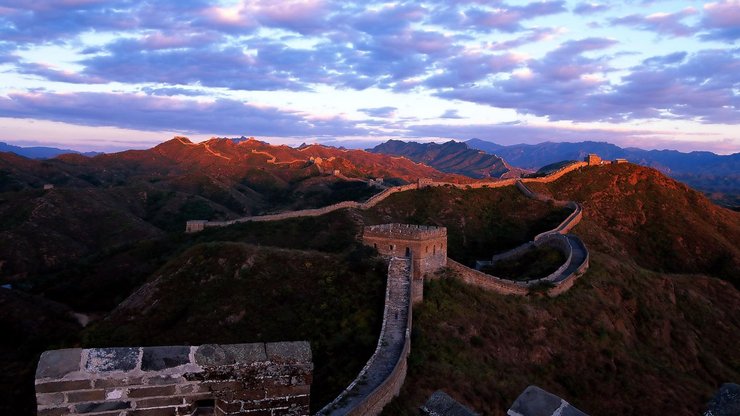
xmin=585 ymin=154 xmax=602 ymax=166
xmin=362 ymin=223 xmax=447 ymax=303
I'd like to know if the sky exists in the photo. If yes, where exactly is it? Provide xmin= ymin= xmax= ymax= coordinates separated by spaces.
xmin=0 ymin=0 xmax=738 ymax=153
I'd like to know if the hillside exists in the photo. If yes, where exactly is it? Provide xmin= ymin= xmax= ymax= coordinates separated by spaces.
xmin=466 ymin=139 xmax=740 ymax=207
xmin=84 ymin=242 xmax=387 ymax=411
xmin=370 ymin=140 xmax=521 ymax=179
xmin=1 ymin=137 xmax=470 ymax=282
xmin=362 ymin=185 xmax=570 ymax=265
xmin=530 ymin=164 xmax=740 ymax=287
xmin=383 ymin=164 xmax=740 ymax=415
xmin=0 ymin=288 xmax=82 ymax=416
xmin=1 ymin=148 xmax=738 ymax=415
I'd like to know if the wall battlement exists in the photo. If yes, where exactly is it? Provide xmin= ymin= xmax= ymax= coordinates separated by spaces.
xmin=362 ymin=223 xmax=447 ymax=303
xmin=35 ymin=342 xmax=312 ymax=416
xmin=363 ymin=223 xmax=447 ymax=240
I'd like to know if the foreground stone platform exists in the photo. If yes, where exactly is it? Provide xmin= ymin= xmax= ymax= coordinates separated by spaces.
xmin=35 ymin=342 xmax=312 ymax=416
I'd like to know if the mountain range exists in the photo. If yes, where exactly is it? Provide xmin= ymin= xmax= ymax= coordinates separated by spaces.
xmin=466 ymin=138 xmax=739 ymax=204
xmin=0 ymin=141 xmax=100 ymax=159
xmin=368 ymin=139 xmax=522 ymax=178
xmin=0 ymin=136 xmax=738 ymax=415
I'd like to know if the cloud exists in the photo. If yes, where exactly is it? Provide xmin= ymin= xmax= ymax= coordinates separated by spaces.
xmin=14 ymin=62 xmax=106 ymax=84
xmin=0 ymin=91 xmax=368 ymax=137
xmin=436 ymin=44 xmax=739 ymax=125
xmin=461 ymin=1 xmax=567 ymax=32
xmin=699 ymin=0 xmax=740 ymax=42
xmin=611 ymin=8 xmax=698 ymax=37
xmin=440 ymin=109 xmax=463 ymax=119
xmin=358 ymin=106 xmax=397 ymax=118
xmin=140 ymin=87 xmax=208 ymax=97
xmin=424 ymin=52 xmax=524 ymax=88
xmin=487 ymin=27 xmax=565 ymax=51
xmin=573 ymin=2 xmax=611 ymax=15
xmin=642 ymin=51 xmax=687 ymax=66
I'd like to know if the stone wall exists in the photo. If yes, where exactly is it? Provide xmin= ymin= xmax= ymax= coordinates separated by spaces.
xmin=317 ymin=257 xmax=412 ymax=416
xmin=447 ymin=258 xmax=529 ymax=296
xmin=448 ymin=177 xmax=590 ymax=298
xmin=35 ymin=342 xmax=312 ymax=416
xmin=185 ymin=162 xmax=589 ymax=233
xmin=362 ymin=224 xmax=447 ymax=303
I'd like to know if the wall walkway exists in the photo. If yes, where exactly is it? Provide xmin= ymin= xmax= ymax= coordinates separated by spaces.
xmin=317 ymin=257 xmax=412 ymax=416
xmin=450 ymin=180 xmax=590 ymax=297
xmin=186 ymin=162 xmax=587 ymax=233
xmin=178 ymin=160 xmax=593 ymax=414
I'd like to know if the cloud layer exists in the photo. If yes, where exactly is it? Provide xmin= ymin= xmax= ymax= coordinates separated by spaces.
xmin=0 ymin=0 xmax=738 ymax=151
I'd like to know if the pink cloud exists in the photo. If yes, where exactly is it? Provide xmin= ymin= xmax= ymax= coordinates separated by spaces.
xmin=704 ymin=1 xmax=740 ymax=28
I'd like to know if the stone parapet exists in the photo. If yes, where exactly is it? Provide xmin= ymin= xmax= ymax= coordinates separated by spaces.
xmin=317 ymin=257 xmax=412 ymax=416
xmin=35 ymin=342 xmax=312 ymax=416
xmin=184 ymin=161 xmax=590 ymax=234
xmin=363 ymin=223 xmax=447 ymax=240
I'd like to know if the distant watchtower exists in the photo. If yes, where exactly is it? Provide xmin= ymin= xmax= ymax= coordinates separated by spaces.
xmin=585 ymin=154 xmax=602 ymax=166
xmin=362 ymin=224 xmax=447 ymax=303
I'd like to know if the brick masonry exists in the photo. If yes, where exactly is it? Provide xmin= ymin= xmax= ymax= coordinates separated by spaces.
xmin=35 ymin=342 xmax=312 ymax=416
xmin=362 ymin=224 xmax=447 ymax=304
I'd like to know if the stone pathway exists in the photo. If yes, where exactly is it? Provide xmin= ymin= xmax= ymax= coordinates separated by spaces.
xmin=558 ymin=235 xmax=588 ymax=282
xmin=318 ymin=257 xmax=411 ymax=415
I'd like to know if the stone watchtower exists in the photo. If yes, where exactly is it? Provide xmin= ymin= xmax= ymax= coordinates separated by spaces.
xmin=585 ymin=153 xmax=602 ymax=166
xmin=362 ymin=224 xmax=447 ymax=303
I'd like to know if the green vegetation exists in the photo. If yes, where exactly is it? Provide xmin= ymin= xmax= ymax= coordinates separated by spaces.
xmin=84 ymin=242 xmax=386 ymax=411
xmin=544 ymin=164 xmax=740 ymax=287
xmin=27 ymin=210 xmax=361 ymax=311
xmin=364 ymin=186 xmax=570 ymax=265
xmin=384 ymin=250 xmax=740 ymax=415
xmin=480 ymin=245 xmax=566 ymax=281
xmin=302 ymin=181 xmax=379 ymax=207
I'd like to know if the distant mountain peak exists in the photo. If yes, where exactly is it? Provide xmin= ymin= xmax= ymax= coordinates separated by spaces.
xmin=370 ymin=139 xmax=519 ymax=179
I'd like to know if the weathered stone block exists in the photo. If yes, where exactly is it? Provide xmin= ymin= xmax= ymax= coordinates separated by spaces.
xmin=36 ymin=349 xmax=82 ymax=379
xmin=507 ymin=385 xmax=588 ymax=416
xmin=265 ymin=384 xmax=311 ymax=397
xmin=73 ymin=400 xmax=130 ymax=413
xmin=128 ymin=385 xmax=177 ymax=398
xmin=266 ymin=341 xmax=312 ymax=364
xmin=136 ymin=395 xmax=185 ymax=408
xmin=37 ymin=379 xmax=93 ymax=393
xmin=37 ymin=407 xmax=70 ymax=416
xmin=66 ymin=389 xmax=106 ymax=403
xmin=142 ymin=346 xmax=191 ymax=371
xmin=145 ymin=374 xmax=187 ymax=385
xmin=216 ymin=399 xmax=244 ymax=413
xmin=705 ymin=383 xmax=740 ymax=416
xmin=195 ymin=343 xmax=267 ymax=366
xmin=422 ymin=390 xmax=478 ymax=416
xmin=178 ymin=382 xmax=211 ymax=394
xmin=93 ymin=377 xmax=143 ymax=389
xmin=85 ymin=348 xmax=139 ymax=373
xmin=129 ymin=406 xmax=190 ymax=416
xmin=36 ymin=392 xmax=65 ymax=407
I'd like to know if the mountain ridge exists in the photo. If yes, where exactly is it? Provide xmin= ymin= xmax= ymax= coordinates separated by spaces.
xmin=369 ymin=139 xmax=523 ymax=178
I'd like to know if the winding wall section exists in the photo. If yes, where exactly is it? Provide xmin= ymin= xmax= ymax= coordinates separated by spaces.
xmin=180 ymin=160 xmax=592 ymax=415
xmin=451 ymin=180 xmax=589 ymax=297
xmin=317 ymin=257 xmax=412 ymax=416
xmin=185 ymin=162 xmax=587 ymax=233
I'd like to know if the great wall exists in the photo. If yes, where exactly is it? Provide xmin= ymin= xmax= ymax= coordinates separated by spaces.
xmin=37 ymin=157 xmax=608 ymax=415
